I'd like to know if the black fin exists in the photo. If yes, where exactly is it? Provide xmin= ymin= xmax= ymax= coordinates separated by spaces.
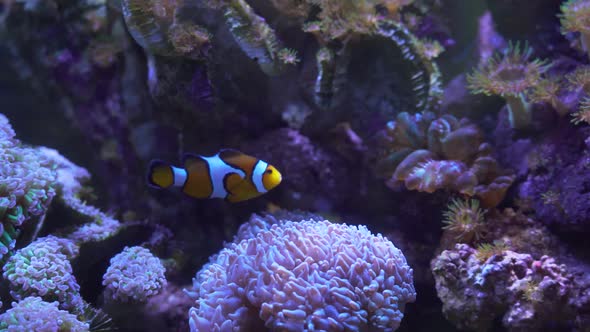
xmin=218 ymin=149 xmax=244 ymax=159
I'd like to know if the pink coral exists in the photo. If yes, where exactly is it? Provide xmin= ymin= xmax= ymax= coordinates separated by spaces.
xmin=187 ymin=217 xmax=415 ymax=331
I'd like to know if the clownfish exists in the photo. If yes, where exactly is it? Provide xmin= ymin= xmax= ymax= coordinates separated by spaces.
xmin=146 ymin=149 xmax=282 ymax=202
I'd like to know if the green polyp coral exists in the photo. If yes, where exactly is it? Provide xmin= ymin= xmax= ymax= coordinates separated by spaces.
xmin=474 ymin=240 xmax=508 ymax=262
xmin=442 ymin=198 xmax=486 ymax=243
xmin=0 ymin=114 xmax=57 ymax=262
xmin=559 ymin=0 xmax=590 ymax=57
xmin=301 ymin=1 xmax=442 ymax=111
xmin=467 ymin=42 xmax=550 ymax=129
xmin=121 ymin=0 xmax=211 ymax=60
xmin=376 ymin=112 xmax=514 ymax=207
xmin=527 ymin=76 xmax=569 ymax=117
xmin=121 ymin=0 xmax=297 ymax=73
xmin=571 ymin=97 xmax=590 ymax=124
xmin=565 ymin=65 xmax=590 ymax=94
xmin=223 ymin=0 xmax=297 ymax=74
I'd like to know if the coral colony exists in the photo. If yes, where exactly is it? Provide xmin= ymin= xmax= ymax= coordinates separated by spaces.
xmin=1 ymin=1 xmax=590 ymax=332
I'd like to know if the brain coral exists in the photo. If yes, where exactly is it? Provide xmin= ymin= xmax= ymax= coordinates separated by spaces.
xmin=188 ymin=218 xmax=416 ymax=331
xmin=102 ymin=246 xmax=167 ymax=303
xmin=0 ymin=297 xmax=89 ymax=332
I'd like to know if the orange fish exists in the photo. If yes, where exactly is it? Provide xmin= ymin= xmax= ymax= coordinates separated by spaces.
xmin=147 ymin=149 xmax=282 ymax=202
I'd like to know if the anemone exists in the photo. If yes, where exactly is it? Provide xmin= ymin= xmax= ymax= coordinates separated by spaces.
xmin=571 ymin=97 xmax=590 ymax=124
xmin=467 ymin=41 xmax=549 ymax=129
xmin=474 ymin=241 xmax=508 ymax=262
xmin=565 ymin=65 xmax=590 ymax=94
xmin=559 ymin=0 xmax=590 ymax=57
xmin=442 ymin=198 xmax=486 ymax=243
xmin=527 ymin=76 xmax=569 ymax=116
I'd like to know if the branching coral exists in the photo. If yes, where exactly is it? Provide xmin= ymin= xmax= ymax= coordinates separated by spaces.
xmin=0 ymin=297 xmax=89 ymax=332
xmin=102 ymin=246 xmax=167 ymax=303
xmin=376 ymin=111 xmax=514 ymax=207
xmin=2 ymin=235 xmax=83 ymax=311
xmin=442 ymin=198 xmax=486 ymax=243
xmin=0 ymin=114 xmax=57 ymax=262
xmin=187 ymin=217 xmax=416 ymax=331
xmin=559 ymin=0 xmax=590 ymax=57
xmin=467 ymin=42 xmax=550 ymax=129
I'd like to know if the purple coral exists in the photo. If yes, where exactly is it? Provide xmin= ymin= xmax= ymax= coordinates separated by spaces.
xmin=431 ymin=243 xmax=576 ymax=331
xmin=0 ymin=297 xmax=89 ymax=332
xmin=0 ymin=114 xmax=57 ymax=260
xmin=36 ymin=147 xmax=123 ymax=243
xmin=188 ymin=217 xmax=416 ymax=331
xmin=2 ymin=235 xmax=82 ymax=311
xmin=102 ymin=246 xmax=167 ymax=303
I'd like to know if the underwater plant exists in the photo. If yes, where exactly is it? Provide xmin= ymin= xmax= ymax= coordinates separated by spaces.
xmin=559 ymin=0 xmax=590 ymax=57
xmin=375 ymin=111 xmax=514 ymax=207
xmin=442 ymin=198 xmax=486 ymax=243
xmin=187 ymin=215 xmax=416 ymax=331
xmin=467 ymin=41 xmax=550 ymax=129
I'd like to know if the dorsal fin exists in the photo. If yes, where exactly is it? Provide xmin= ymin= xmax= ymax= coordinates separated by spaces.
xmin=182 ymin=153 xmax=205 ymax=169
xmin=218 ymin=149 xmax=245 ymax=160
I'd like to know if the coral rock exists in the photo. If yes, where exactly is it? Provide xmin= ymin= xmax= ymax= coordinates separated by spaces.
xmin=432 ymin=243 xmax=576 ymax=331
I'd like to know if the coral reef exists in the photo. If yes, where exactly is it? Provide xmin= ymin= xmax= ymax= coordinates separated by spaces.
xmin=0 ymin=114 xmax=57 ymax=261
xmin=0 ymin=297 xmax=89 ymax=332
xmin=102 ymin=246 xmax=167 ymax=303
xmin=2 ymin=1 xmax=590 ymax=332
xmin=375 ymin=111 xmax=514 ymax=207
xmin=432 ymin=243 xmax=578 ymax=331
xmin=187 ymin=214 xmax=416 ymax=331
xmin=2 ymin=235 xmax=83 ymax=311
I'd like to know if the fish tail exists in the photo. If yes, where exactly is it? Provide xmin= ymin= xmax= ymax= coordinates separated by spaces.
xmin=146 ymin=160 xmax=174 ymax=189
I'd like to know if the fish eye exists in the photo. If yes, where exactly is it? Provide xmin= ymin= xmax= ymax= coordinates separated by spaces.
xmin=265 ymin=169 xmax=273 ymax=174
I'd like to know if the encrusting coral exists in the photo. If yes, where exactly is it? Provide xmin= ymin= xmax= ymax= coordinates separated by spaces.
xmin=186 ymin=213 xmax=416 ymax=331
xmin=467 ymin=41 xmax=550 ymax=129
xmin=375 ymin=111 xmax=514 ymax=207
xmin=102 ymin=246 xmax=167 ymax=303
xmin=431 ymin=243 xmax=576 ymax=331
xmin=0 ymin=297 xmax=89 ymax=332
